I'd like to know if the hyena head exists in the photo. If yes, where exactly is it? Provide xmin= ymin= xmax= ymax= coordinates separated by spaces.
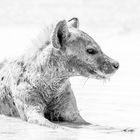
xmin=51 ymin=18 xmax=119 ymax=79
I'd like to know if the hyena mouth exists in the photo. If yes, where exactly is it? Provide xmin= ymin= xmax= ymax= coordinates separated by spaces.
xmin=87 ymin=67 xmax=107 ymax=79
xmin=76 ymin=63 xmax=107 ymax=79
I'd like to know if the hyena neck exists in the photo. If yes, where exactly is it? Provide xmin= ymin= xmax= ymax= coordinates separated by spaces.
xmin=36 ymin=46 xmax=71 ymax=90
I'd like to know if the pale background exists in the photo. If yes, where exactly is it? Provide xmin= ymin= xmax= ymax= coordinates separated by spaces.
xmin=0 ymin=0 xmax=140 ymax=140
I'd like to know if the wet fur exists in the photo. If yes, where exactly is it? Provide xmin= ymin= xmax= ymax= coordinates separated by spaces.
xmin=0 ymin=18 xmax=119 ymax=129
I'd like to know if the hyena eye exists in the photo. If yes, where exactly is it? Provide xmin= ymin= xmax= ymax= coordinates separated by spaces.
xmin=86 ymin=48 xmax=98 ymax=55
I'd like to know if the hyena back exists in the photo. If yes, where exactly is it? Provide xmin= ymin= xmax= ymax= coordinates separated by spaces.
xmin=0 ymin=18 xmax=119 ymax=128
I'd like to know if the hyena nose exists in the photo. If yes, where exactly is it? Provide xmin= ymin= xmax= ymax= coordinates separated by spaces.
xmin=112 ymin=62 xmax=119 ymax=70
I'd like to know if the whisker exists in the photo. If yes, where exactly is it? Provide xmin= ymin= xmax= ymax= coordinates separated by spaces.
xmin=82 ymin=77 xmax=89 ymax=87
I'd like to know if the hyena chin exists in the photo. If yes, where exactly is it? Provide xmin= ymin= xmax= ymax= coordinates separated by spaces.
xmin=0 ymin=18 xmax=119 ymax=129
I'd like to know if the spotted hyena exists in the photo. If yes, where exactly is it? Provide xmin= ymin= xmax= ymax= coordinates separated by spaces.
xmin=0 ymin=18 xmax=119 ymax=128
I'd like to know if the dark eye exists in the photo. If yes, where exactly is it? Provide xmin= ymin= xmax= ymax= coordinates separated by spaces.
xmin=86 ymin=48 xmax=98 ymax=55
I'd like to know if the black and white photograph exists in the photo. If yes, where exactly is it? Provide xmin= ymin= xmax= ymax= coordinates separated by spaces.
xmin=0 ymin=0 xmax=140 ymax=139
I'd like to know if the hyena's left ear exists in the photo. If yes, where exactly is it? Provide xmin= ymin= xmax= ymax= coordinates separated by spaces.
xmin=51 ymin=20 xmax=69 ymax=50
xmin=67 ymin=17 xmax=79 ymax=28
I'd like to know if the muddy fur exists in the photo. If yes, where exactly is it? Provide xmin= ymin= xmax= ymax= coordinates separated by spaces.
xmin=0 ymin=18 xmax=119 ymax=128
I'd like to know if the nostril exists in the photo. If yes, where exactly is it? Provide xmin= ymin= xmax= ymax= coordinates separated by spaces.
xmin=113 ymin=62 xmax=119 ymax=69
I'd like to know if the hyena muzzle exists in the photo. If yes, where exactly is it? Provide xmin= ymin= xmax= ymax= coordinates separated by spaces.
xmin=0 ymin=18 xmax=119 ymax=129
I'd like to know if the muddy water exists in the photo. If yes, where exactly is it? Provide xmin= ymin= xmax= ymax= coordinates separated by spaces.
xmin=0 ymin=115 xmax=137 ymax=140
xmin=0 ymin=115 xmax=114 ymax=140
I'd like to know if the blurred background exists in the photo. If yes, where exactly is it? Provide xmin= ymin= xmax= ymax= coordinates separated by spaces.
xmin=0 ymin=0 xmax=140 ymax=30
xmin=0 ymin=0 xmax=140 ymax=139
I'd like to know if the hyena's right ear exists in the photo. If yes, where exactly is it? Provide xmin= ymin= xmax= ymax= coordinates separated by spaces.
xmin=51 ymin=20 xmax=69 ymax=50
xmin=68 ymin=18 xmax=79 ymax=28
